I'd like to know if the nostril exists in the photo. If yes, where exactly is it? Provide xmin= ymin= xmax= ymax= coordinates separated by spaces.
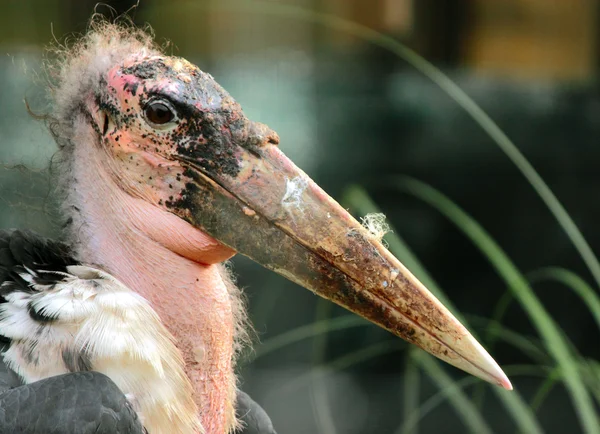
xmin=267 ymin=131 xmax=280 ymax=145
xmin=246 ymin=121 xmax=280 ymax=147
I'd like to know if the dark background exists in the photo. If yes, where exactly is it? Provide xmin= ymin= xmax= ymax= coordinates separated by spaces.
xmin=0 ymin=1 xmax=599 ymax=433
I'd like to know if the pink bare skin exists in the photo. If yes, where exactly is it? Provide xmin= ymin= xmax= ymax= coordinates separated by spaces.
xmin=63 ymin=54 xmax=245 ymax=432
xmin=69 ymin=119 xmax=238 ymax=432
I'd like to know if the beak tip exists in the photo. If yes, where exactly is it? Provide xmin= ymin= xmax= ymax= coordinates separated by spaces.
xmin=482 ymin=355 xmax=512 ymax=391
xmin=482 ymin=356 xmax=512 ymax=390
xmin=498 ymin=373 xmax=513 ymax=391
xmin=456 ymin=333 xmax=513 ymax=391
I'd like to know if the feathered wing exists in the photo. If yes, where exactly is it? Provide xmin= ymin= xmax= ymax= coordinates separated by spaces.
xmin=0 ymin=230 xmax=200 ymax=434
xmin=0 ymin=230 xmax=277 ymax=434
xmin=0 ymin=370 xmax=145 ymax=434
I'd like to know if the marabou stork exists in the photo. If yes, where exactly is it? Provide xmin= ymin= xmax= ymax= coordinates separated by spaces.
xmin=0 ymin=21 xmax=511 ymax=434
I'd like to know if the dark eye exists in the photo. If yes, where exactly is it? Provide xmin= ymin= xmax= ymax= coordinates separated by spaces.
xmin=144 ymin=101 xmax=176 ymax=125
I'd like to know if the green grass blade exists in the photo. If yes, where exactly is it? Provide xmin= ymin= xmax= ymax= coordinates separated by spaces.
xmin=310 ymin=300 xmax=337 ymax=434
xmin=530 ymin=367 xmax=561 ymax=412
xmin=466 ymin=316 xmax=549 ymax=364
xmin=530 ymin=361 xmax=600 ymax=416
xmin=400 ymin=364 xmax=554 ymax=434
xmin=393 ymin=176 xmax=599 ymax=433
xmin=581 ymin=360 xmax=600 ymax=405
xmin=481 ymin=266 xmax=600 ymax=381
xmin=477 ymin=268 xmax=600 ymax=409
xmin=411 ymin=351 xmax=493 ymax=434
xmin=529 ymin=267 xmax=600 ymax=330
xmin=342 ymin=185 xmax=542 ymax=434
xmin=280 ymin=341 xmax=402 ymax=396
xmin=253 ymin=315 xmax=367 ymax=360
xmin=486 ymin=291 xmax=516 ymax=346
xmin=402 ymin=352 xmax=420 ymax=434
xmin=397 ymin=375 xmax=480 ymax=434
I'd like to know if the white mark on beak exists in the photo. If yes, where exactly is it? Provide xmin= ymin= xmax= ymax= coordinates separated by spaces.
xmin=282 ymin=176 xmax=308 ymax=212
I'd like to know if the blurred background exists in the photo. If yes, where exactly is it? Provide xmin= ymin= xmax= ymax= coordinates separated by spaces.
xmin=1 ymin=1 xmax=599 ymax=433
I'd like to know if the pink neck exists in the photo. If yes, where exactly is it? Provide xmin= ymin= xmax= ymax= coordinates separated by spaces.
xmin=68 ymin=144 xmax=236 ymax=433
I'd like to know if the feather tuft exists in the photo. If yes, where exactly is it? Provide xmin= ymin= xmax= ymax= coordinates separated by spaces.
xmin=360 ymin=212 xmax=391 ymax=243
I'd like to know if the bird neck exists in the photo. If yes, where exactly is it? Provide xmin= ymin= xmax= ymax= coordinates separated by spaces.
xmin=65 ymin=140 xmax=238 ymax=433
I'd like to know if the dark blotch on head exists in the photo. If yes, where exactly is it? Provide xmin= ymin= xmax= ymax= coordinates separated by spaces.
xmin=174 ymin=114 xmax=243 ymax=179
xmin=165 ymin=180 xmax=202 ymax=215
xmin=122 ymin=59 xmax=168 ymax=80
xmin=121 ymin=56 xmax=279 ymax=186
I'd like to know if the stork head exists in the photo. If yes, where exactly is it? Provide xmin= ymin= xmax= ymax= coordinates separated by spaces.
xmin=50 ymin=22 xmax=511 ymax=390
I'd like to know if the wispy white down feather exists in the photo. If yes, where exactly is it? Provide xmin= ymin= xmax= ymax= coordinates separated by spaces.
xmin=360 ymin=212 xmax=390 ymax=243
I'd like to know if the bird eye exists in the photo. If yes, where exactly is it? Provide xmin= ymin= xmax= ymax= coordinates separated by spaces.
xmin=144 ymin=101 xmax=176 ymax=126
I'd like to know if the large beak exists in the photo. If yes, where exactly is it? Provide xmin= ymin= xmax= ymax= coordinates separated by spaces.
xmin=168 ymin=117 xmax=511 ymax=390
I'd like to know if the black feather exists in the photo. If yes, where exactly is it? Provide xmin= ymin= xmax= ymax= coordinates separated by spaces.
xmin=0 ymin=230 xmax=78 ymax=298
xmin=237 ymin=391 xmax=278 ymax=434
xmin=0 ymin=372 xmax=145 ymax=433
xmin=27 ymin=301 xmax=59 ymax=323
